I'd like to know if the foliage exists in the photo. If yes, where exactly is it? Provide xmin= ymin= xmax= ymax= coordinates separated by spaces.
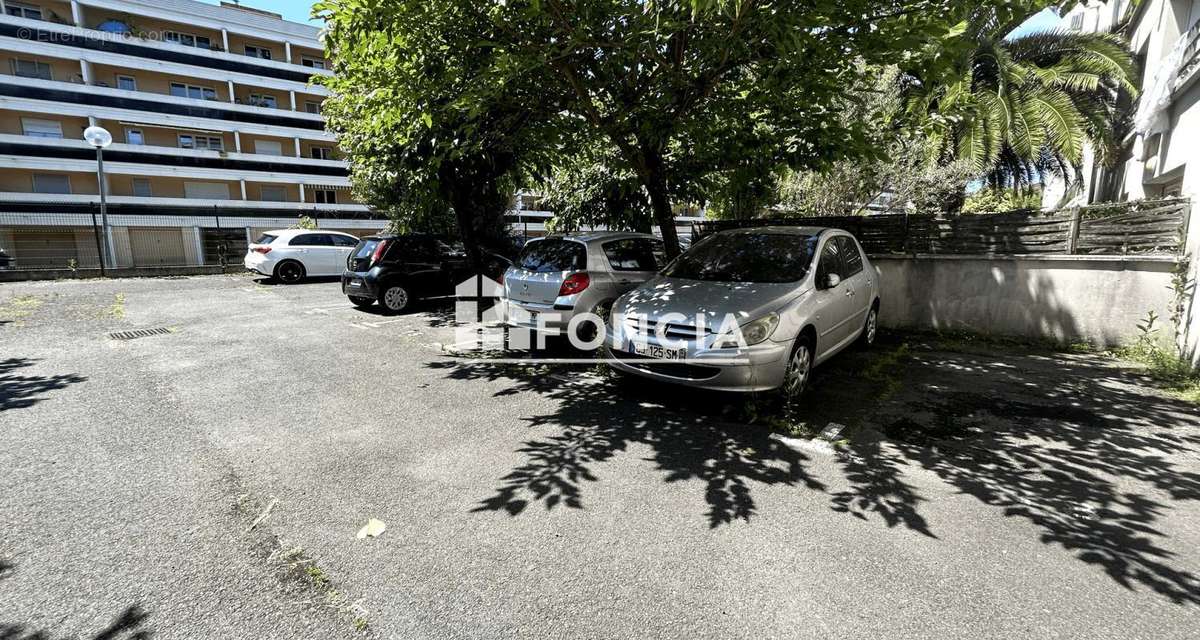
xmin=1116 ymin=311 xmax=1200 ymax=404
xmin=315 ymin=0 xmax=563 ymax=262
xmin=291 ymin=215 xmax=317 ymax=230
xmin=908 ymin=5 xmax=1138 ymax=195
xmin=961 ymin=186 xmax=1043 ymax=213
xmin=538 ymin=144 xmax=653 ymax=233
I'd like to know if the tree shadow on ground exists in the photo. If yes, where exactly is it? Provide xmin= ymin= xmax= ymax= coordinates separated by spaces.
xmin=429 ymin=332 xmax=1200 ymax=604
xmin=860 ymin=346 xmax=1200 ymax=605
xmin=0 ymin=358 xmax=85 ymax=413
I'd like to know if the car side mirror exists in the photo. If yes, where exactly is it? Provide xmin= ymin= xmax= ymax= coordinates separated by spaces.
xmin=823 ymin=273 xmax=841 ymax=289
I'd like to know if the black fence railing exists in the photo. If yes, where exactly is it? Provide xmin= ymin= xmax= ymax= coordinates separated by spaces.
xmin=691 ymin=198 xmax=1191 ymax=257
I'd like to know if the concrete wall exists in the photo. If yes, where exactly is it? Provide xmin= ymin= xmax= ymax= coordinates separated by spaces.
xmin=874 ymin=255 xmax=1179 ymax=347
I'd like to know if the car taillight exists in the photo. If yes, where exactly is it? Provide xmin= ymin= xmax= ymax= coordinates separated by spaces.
xmin=559 ymin=272 xmax=590 ymax=297
xmin=252 ymin=246 xmax=272 ymax=254
xmin=370 ymin=240 xmax=389 ymax=265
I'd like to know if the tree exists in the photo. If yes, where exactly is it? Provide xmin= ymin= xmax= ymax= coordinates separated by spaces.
xmin=509 ymin=0 xmax=1016 ymax=256
xmin=908 ymin=6 xmax=1138 ymax=199
xmin=539 ymin=145 xmax=654 ymax=234
xmin=315 ymin=0 xmax=561 ymax=265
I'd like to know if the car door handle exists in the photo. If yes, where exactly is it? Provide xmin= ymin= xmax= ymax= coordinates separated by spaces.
xmin=845 ymin=289 xmax=855 ymax=297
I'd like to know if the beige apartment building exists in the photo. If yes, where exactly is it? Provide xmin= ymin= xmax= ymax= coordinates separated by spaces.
xmin=0 ymin=0 xmax=382 ymax=269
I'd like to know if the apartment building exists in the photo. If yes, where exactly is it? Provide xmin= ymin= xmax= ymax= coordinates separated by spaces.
xmin=1043 ymin=0 xmax=1200 ymax=206
xmin=0 ymin=0 xmax=381 ymax=269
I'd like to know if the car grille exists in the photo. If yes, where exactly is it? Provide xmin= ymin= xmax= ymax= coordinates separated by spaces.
xmin=623 ymin=316 xmax=709 ymax=341
xmin=611 ymin=349 xmax=720 ymax=380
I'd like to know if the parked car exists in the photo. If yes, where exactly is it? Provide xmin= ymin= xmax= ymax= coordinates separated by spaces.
xmin=244 ymin=229 xmax=361 ymax=283
xmin=605 ymin=227 xmax=879 ymax=399
xmin=0 ymin=248 xmax=12 ymax=270
xmin=502 ymin=232 xmax=664 ymax=339
xmin=341 ymin=234 xmax=510 ymax=313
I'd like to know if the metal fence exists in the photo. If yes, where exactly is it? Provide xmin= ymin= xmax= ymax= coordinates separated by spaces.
xmin=691 ymin=197 xmax=1192 ymax=257
xmin=0 ymin=211 xmax=386 ymax=273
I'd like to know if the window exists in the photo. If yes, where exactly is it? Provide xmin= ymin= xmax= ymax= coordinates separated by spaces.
xmin=300 ymin=56 xmax=326 ymax=70
xmin=259 ymin=185 xmax=286 ymax=202
xmin=517 ymin=239 xmax=587 ymax=273
xmin=835 ymin=236 xmax=864 ymax=277
xmin=125 ymin=128 xmax=144 ymax=145
xmin=165 ymin=31 xmax=211 ymax=49
xmin=32 ymin=174 xmax=70 ymax=194
xmin=21 ymin=118 xmax=62 ymax=138
xmin=310 ymin=147 xmax=333 ymax=160
xmin=330 ymin=234 xmax=358 ymax=247
xmin=290 ymin=234 xmax=335 ymax=247
xmin=1069 ymin=13 xmax=1084 ymax=30
xmin=116 ymin=75 xmax=137 ymax=91
xmin=254 ymin=233 xmax=278 ymax=245
xmin=304 ymin=101 xmax=321 ymax=114
xmin=815 ymin=239 xmax=844 ymax=287
xmin=4 ymin=2 xmax=43 ymax=20
xmin=11 ymin=58 xmax=52 ymax=80
xmin=170 ymin=82 xmax=217 ymax=101
xmin=254 ymin=140 xmax=283 ymax=156
xmin=183 ymin=182 xmax=231 ymax=199
xmin=313 ymin=189 xmax=337 ymax=204
xmin=248 ymin=93 xmax=277 ymax=108
xmin=131 ymin=178 xmax=152 ymax=197
xmin=602 ymin=238 xmax=660 ymax=272
xmin=244 ymin=45 xmax=272 ymax=60
xmin=663 ymin=232 xmax=818 ymax=284
xmin=178 ymin=134 xmax=223 ymax=151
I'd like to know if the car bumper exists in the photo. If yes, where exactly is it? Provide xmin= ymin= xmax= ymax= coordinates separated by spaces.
xmin=500 ymin=299 xmax=576 ymax=334
xmin=341 ymin=272 xmax=378 ymax=298
xmin=603 ymin=339 xmax=790 ymax=393
xmin=243 ymin=253 xmax=273 ymax=276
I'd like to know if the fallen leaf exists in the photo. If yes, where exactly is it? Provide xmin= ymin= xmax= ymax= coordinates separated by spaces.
xmin=356 ymin=518 xmax=386 ymax=539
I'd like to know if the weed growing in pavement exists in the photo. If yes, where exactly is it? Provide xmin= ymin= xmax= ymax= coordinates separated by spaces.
xmin=908 ymin=328 xmax=1097 ymax=355
xmin=1115 ymin=311 xmax=1200 ymax=403
xmin=106 ymin=293 xmax=125 ymax=319
xmin=0 ymin=295 xmax=43 ymax=324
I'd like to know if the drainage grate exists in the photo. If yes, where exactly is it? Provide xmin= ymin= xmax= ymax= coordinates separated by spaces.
xmin=108 ymin=327 xmax=172 ymax=341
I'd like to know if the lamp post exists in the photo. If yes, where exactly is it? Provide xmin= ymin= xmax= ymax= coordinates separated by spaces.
xmin=84 ymin=125 xmax=115 ymax=269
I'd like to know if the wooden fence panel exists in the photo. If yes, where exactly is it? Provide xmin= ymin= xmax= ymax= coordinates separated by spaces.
xmin=691 ymin=197 xmax=1190 ymax=257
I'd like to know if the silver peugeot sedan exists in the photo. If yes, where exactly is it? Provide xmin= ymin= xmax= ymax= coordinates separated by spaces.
xmin=502 ymin=232 xmax=664 ymax=339
xmin=604 ymin=227 xmax=879 ymax=398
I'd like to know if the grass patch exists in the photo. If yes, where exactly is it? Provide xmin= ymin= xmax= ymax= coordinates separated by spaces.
xmin=0 ymin=295 xmax=44 ymax=324
xmin=1115 ymin=343 xmax=1200 ymax=403
xmin=106 ymin=293 xmax=126 ymax=319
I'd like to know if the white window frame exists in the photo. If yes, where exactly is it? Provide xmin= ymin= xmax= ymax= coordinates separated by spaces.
xmin=125 ymin=128 xmax=145 ymax=145
xmin=165 ymin=31 xmax=211 ymax=49
xmin=4 ymin=2 xmax=44 ymax=21
xmin=248 ymin=93 xmax=277 ymax=109
xmin=32 ymin=173 xmax=71 ymax=194
xmin=313 ymin=189 xmax=337 ymax=204
xmin=310 ymin=147 xmax=333 ymax=160
xmin=304 ymin=101 xmax=321 ymax=114
xmin=21 ymin=117 xmax=63 ymax=138
xmin=11 ymin=57 xmax=52 ymax=80
xmin=115 ymin=74 xmax=137 ymax=91
xmin=178 ymin=134 xmax=224 ymax=151
xmin=300 ymin=56 xmax=325 ymax=70
xmin=130 ymin=178 xmax=153 ymax=197
xmin=259 ymin=185 xmax=287 ymax=202
xmin=170 ymin=82 xmax=217 ymax=101
xmin=244 ymin=44 xmax=273 ymax=60
xmin=254 ymin=140 xmax=283 ymax=156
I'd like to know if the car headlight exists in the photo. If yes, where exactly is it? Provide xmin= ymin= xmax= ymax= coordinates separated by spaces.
xmin=717 ymin=313 xmax=779 ymax=348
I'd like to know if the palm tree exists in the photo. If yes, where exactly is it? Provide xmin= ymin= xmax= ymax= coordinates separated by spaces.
xmin=910 ymin=9 xmax=1138 ymax=201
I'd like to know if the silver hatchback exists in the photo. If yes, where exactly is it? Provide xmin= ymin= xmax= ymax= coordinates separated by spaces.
xmin=502 ymin=232 xmax=664 ymax=338
xmin=605 ymin=227 xmax=880 ymax=398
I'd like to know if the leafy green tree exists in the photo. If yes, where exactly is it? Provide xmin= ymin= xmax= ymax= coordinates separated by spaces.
xmin=315 ymin=0 xmax=560 ymax=264
xmin=908 ymin=6 xmax=1138 ymax=197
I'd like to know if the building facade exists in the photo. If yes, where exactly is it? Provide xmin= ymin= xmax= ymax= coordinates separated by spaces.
xmin=0 ymin=0 xmax=381 ymax=269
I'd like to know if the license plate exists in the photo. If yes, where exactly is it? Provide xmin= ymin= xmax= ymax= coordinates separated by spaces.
xmin=347 ymin=279 xmax=362 ymax=288
xmin=631 ymin=342 xmax=685 ymax=360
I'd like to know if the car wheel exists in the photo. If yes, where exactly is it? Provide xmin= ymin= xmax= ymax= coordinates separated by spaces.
xmin=349 ymin=296 xmax=374 ymax=309
xmin=379 ymin=284 xmax=411 ymax=314
xmin=274 ymin=260 xmax=305 ymax=284
xmin=573 ymin=299 xmax=612 ymax=345
xmin=858 ymin=305 xmax=878 ymax=347
xmin=781 ymin=336 xmax=814 ymax=400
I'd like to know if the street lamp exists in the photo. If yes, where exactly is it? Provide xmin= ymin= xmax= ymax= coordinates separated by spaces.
xmin=84 ymin=125 xmax=115 ymax=269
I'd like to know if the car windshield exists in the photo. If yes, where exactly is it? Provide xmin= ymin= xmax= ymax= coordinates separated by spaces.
xmin=352 ymin=239 xmax=380 ymax=259
xmin=517 ymin=239 xmax=586 ymax=273
xmin=662 ymin=232 xmax=818 ymax=283
xmin=254 ymin=233 xmax=277 ymax=245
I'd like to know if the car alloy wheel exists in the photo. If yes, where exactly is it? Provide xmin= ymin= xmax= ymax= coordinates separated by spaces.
xmin=783 ymin=340 xmax=812 ymax=399
xmin=864 ymin=308 xmax=877 ymax=345
xmin=382 ymin=286 xmax=409 ymax=312
xmin=276 ymin=261 xmax=304 ymax=284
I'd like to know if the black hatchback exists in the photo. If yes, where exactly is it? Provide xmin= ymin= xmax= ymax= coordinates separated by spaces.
xmin=341 ymin=234 xmax=509 ymax=313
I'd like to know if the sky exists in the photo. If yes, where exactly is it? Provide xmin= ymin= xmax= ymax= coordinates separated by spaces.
xmin=199 ymin=0 xmax=323 ymax=27
xmin=1008 ymin=7 xmax=1064 ymax=38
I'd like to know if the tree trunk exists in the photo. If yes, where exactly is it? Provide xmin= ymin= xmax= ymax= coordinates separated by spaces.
xmin=439 ymin=154 xmax=512 ymax=270
xmin=640 ymin=148 xmax=682 ymax=258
